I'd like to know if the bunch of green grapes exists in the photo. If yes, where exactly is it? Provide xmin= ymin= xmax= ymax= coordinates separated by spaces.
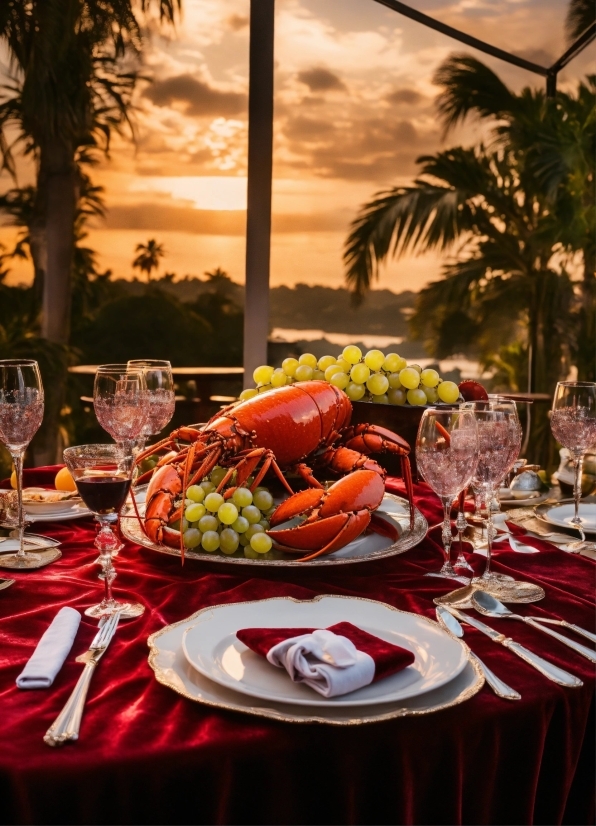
xmin=240 ymin=347 xmax=461 ymax=406
xmin=171 ymin=465 xmax=276 ymax=559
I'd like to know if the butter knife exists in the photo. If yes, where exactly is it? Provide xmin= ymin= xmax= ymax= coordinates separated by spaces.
xmin=44 ymin=611 xmax=120 ymax=746
xmin=443 ymin=606 xmax=583 ymax=688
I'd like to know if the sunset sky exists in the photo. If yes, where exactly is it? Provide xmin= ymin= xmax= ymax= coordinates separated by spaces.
xmin=1 ymin=0 xmax=593 ymax=292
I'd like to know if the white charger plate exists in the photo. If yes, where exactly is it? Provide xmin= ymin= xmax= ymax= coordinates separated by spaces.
xmin=181 ymin=596 xmax=468 ymax=708
xmin=122 ymin=488 xmax=427 ymax=567
xmin=148 ymin=596 xmax=483 ymax=725
xmin=535 ymin=502 xmax=596 ymax=534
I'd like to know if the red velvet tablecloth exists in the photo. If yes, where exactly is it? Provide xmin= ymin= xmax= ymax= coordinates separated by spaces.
xmin=0 ymin=468 xmax=594 ymax=825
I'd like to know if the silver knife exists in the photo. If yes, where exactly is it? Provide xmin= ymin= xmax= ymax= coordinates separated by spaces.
xmin=436 ymin=607 xmax=521 ymax=700
xmin=44 ymin=611 xmax=120 ymax=746
xmin=443 ymin=606 xmax=583 ymax=688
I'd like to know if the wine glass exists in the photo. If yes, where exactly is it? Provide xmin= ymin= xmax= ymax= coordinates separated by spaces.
xmin=465 ymin=408 xmax=522 ymax=590
xmin=94 ymin=365 xmax=149 ymax=452
xmin=126 ymin=359 xmax=175 ymax=453
xmin=63 ymin=444 xmax=144 ymax=619
xmin=0 ymin=360 xmax=60 ymax=570
xmin=416 ymin=408 xmax=479 ymax=580
xmin=551 ymin=381 xmax=596 ymax=538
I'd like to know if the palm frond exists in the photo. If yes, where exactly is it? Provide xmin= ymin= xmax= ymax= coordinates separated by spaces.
xmin=565 ymin=0 xmax=595 ymax=42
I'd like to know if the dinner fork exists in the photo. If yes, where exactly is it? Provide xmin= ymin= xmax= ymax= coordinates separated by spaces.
xmin=44 ymin=612 xmax=120 ymax=747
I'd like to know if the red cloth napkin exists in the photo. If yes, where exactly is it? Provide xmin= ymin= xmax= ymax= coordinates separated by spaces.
xmin=237 ymin=621 xmax=415 ymax=683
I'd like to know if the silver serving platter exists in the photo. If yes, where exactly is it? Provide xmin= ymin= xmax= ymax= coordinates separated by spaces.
xmin=121 ymin=486 xmax=427 ymax=567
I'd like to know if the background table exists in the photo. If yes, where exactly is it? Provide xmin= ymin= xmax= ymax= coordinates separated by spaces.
xmin=0 ymin=468 xmax=594 ymax=825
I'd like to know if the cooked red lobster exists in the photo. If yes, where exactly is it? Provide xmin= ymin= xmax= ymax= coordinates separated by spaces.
xmin=136 ymin=381 xmax=414 ymax=560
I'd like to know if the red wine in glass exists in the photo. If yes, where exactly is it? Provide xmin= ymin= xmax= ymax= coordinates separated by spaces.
xmin=75 ymin=476 xmax=131 ymax=515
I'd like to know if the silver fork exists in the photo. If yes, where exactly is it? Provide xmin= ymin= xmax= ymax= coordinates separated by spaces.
xmin=44 ymin=612 xmax=120 ymax=747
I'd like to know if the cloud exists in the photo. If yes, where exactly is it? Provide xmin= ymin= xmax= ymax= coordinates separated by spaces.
xmin=297 ymin=67 xmax=346 ymax=92
xmin=226 ymin=13 xmax=249 ymax=31
xmin=144 ymin=74 xmax=246 ymax=117
xmin=386 ymin=88 xmax=424 ymax=105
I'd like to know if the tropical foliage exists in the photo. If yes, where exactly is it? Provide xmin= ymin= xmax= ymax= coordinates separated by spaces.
xmin=133 ymin=239 xmax=166 ymax=281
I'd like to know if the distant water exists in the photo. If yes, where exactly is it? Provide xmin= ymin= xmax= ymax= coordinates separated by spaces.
xmin=270 ymin=327 xmax=488 ymax=380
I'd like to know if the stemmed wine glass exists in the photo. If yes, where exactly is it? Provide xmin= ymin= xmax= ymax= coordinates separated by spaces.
xmin=416 ymin=408 xmax=479 ymax=580
xmin=127 ymin=359 xmax=175 ymax=453
xmin=0 ymin=360 xmax=61 ymax=569
xmin=464 ymin=408 xmax=522 ymax=592
xmin=551 ymin=381 xmax=596 ymax=541
xmin=63 ymin=444 xmax=144 ymax=619
xmin=94 ymin=364 xmax=150 ymax=452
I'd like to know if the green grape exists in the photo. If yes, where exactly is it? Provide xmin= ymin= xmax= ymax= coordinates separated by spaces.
xmin=437 ymin=380 xmax=460 ymax=403
xmin=350 ymin=363 xmax=370 ymax=384
xmin=388 ymin=387 xmax=407 ymax=405
xmin=200 ymin=480 xmax=216 ymax=495
xmin=239 ymin=532 xmax=250 ymax=546
xmin=399 ymin=367 xmax=420 ymax=390
xmin=387 ymin=372 xmax=402 ymax=389
xmin=198 ymin=514 xmax=219 ymax=533
xmin=420 ymin=368 xmax=440 ymax=388
xmin=371 ymin=394 xmax=389 ymax=404
xmin=210 ymin=466 xmax=227 ymax=486
xmin=324 ymin=364 xmax=340 ymax=381
xmin=346 ymin=382 xmax=366 ymax=401
xmin=253 ymin=489 xmax=273 ymax=511
xmin=205 ymin=492 xmax=224 ymax=512
xmin=220 ymin=528 xmax=240 ymax=554
xmin=231 ymin=515 xmax=250 ymax=533
xmin=298 ymin=353 xmax=317 ymax=368
xmin=313 ymin=370 xmax=326 ymax=381
xmin=250 ymin=532 xmax=273 ymax=554
xmin=185 ymin=502 xmax=206 ymax=523
xmin=253 ymin=365 xmax=274 ymax=385
xmin=422 ymin=385 xmax=439 ymax=403
xmin=232 ymin=487 xmax=253 ymax=507
xmin=257 ymin=384 xmax=272 ymax=394
xmin=366 ymin=373 xmax=389 ymax=395
xmin=239 ymin=388 xmax=258 ymax=401
xmin=271 ymin=369 xmax=287 ymax=388
xmin=218 ymin=502 xmax=239 ymax=525
xmin=245 ymin=523 xmax=265 ymax=540
xmin=186 ymin=484 xmax=205 ymax=503
xmin=318 ymin=355 xmax=336 ymax=371
xmin=170 ymin=517 xmax=189 ymax=533
xmin=183 ymin=528 xmax=202 ymax=549
xmin=342 ymin=345 xmax=362 ymax=364
xmin=364 ymin=349 xmax=386 ymax=371
xmin=334 ymin=358 xmax=351 ymax=373
xmin=201 ymin=531 xmax=220 ymax=553
xmin=407 ymin=388 xmax=428 ymax=406
xmin=330 ymin=372 xmax=349 ymax=390
xmin=382 ymin=353 xmax=407 ymax=373
xmin=410 ymin=363 xmax=422 ymax=374
xmin=282 ymin=357 xmax=299 ymax=377
xmin=242 ymin=505 xmax=262 ymax=524
xmin=243 ymin=545 xmax=260 ymax=558
xmin=294 ymin=364 xmax=314 ymax=382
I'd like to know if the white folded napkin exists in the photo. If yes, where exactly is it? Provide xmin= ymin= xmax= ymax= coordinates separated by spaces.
xmin=16 ymin=607 xmax=81 ymax=689
xmin=267 ymin=629 xmax=375 ymax=698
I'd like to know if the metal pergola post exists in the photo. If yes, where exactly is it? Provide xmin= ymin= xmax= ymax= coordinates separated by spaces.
xmin=243 ymin=0 xmax=275 ymax=387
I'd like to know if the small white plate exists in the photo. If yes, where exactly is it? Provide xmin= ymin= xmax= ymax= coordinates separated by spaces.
xmin=181 ymin=596 xmax=467 ymax=708
xmin=536 ymin=502 xmax=596 ymax=534
xmin=498 ymin=490 xmax=549 ymax=507
xmin=24 ymin=503 xmax=92 ymax=522
xmin=21 ymin=488 xmax=82 ymax=516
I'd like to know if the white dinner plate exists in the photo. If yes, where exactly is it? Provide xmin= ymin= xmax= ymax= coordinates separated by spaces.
xmin=181 ymin=596 xmax=468 ymax=708
xmin=498 ymin=490 xmax=549 ymax=507
xmin=148 ymin=596 xmax=483 ymax=725
xmin=24 ymin=503 xmax=92 ymax=522
xmin=535 ymin=502 xmax=596 ymax=534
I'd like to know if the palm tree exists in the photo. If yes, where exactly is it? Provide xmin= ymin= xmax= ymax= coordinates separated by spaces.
xmin=133 ymin=239 xmax=165 ymax=281
xmin=344 ymin=58 xmax=594 ymax=392
xmin=566 ymin=0 xmax=595 ymax=40
xmin=0 ymin=0 xmax=180 ymax=345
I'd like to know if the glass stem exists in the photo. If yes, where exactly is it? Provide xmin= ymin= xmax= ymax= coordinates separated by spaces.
xmin=484 ymin=487 xmax=494 ymax=579
xmin=572 ymin=452 xmax=584 ymax=525
xmin=98 ymin=517 xmax=116 ymax=606
xmin=473 ymin=488 xmax=483 ymax=521
xmin=12 ymin=450 xmax=25 ymax=560
xmin=441 ymin=496 xmax=453 ymax=567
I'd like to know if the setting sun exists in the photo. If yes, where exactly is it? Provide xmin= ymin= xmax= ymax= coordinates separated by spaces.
xmin=130 ymin=176 xmax=248 ymax=211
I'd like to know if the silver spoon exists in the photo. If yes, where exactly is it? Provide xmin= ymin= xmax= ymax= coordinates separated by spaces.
xmin=436 ymin=606 xmax=521 ymax=700
xmin=472 ymin=591 xmax=596 ymax=663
